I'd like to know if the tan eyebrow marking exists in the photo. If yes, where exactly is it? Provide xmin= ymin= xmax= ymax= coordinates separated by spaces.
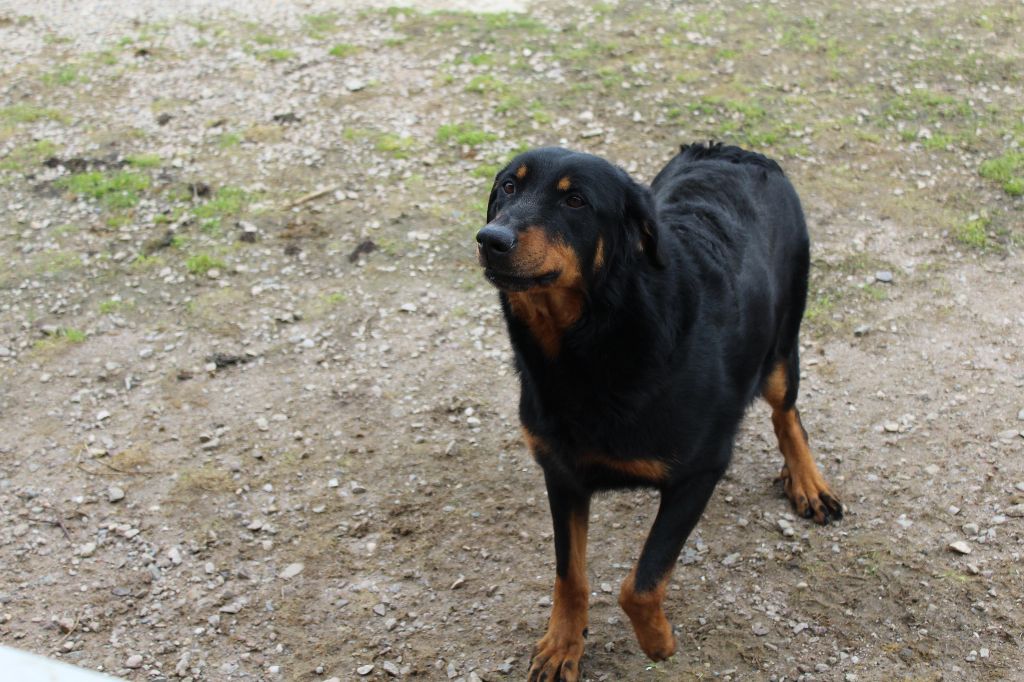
xmin=516 ymin=164 xmax=528 ymax=179
xmin=557 ymin=176 xmax=571 ymax=191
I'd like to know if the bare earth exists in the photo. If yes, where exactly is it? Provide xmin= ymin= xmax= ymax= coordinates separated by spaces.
xmin=1 ymin=1 xmax=1022 ymax=680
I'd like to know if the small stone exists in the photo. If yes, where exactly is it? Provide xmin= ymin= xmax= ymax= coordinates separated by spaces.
xmin=450 ymin=575 xmax=465 ymax=590
xmin=327 ymin=478 xmax=339 ymax=488
xmin=722 ymin=552 xmax=741 ymax=566
xmin=138 ymin=347 xmax=154 ymax=359
xmin=125 ymin=654 xmax=143 ymax=669
xmin=384 ymin=617 xmax=398 ymax=631
xmin=357 ymin=664 xmax=374 ymax=675
xmin=382 ymin=661 xmax=401 ymax=677
xmin=874 ymin=270 xmax=893 ymax=283
xmin=600 ymin=582 xmax=612 ymax=593
xmin=279 ymin=563 xmax=304 ymax=579
xmin=107 ymin=486 xmax=125 ymax=503
xmin=350 ymin=481 xmax=367 ymax=494
xmin=255 ymin=416 xmax=269 ymax=431
xmin=751 ymin=622 xmax=769 ymax=636
xmin=0 ymin=346 xmax=11 ymax=357
xmin=167 ymin=546 xmax=182 ymax=564
xmin=373 ymin=603 xmax=387 ymax=616
xmin=399 ymin=302 xmax=417 ymax=313
xmin=78 ymin=542 xmax=97 ymax=557
xmin=793 ymin=622 xmax=808 ymax=634
xmin=966 ymin=650 xmax=977 ymax=662
xmin=345 ymin=79 xmax=367 ymax=92
xmin=854 ymin=324 xmax=871 ymax=337
xmin=777 ymin=518 xmax=795 ymax=537
xmin=1016 ymin=408 xmax=1024 ymax=421
xmin=96 ymin=410 xmax=111 ymax=421
xmin=883 ymin=421 xmax=900 ymax=433
xmin=962 ymin=522 xmax=980 ymax=535
xmin=948 ymin=540 xmax=972 ymax=555
xmin=1004 ymin=504 xmax=1024 ymax=518
xmin=220 ymin=598 xmax=245 ymax=614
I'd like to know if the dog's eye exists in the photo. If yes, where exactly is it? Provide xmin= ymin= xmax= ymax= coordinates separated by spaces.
xmin=565 ymin=194 xmax=585 ymax=209
xmin=502 ymin=181 xmax=515 ymax=195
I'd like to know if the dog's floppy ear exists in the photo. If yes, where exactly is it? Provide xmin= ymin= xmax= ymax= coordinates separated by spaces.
xmin=624 ymin=178 xmax=664 ymax=269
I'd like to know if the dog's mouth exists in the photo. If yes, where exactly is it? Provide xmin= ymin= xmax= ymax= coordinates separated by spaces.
xmin=483 ymin=268 xmax=560 ymax=292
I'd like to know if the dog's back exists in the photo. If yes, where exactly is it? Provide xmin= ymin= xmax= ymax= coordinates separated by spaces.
xmin=652 ymin=142 xmax=810 ymax=404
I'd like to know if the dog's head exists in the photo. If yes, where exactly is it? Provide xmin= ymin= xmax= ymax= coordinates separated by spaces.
xmin=476 ymin=147 xmax=662 ymax=294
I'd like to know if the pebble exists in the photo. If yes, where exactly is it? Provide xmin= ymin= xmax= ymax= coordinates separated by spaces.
xmin=345 ymin=78 xmax=367 ymax=92
xmin=751 ymin=622 xmax=769 ymax=636
xmin=883 ymin=421 xmax=900 ymax=433
xmin=255 ymin=417 xmax=269 ymax=431
xmin=78 ymin=542 xmax=97 ymax=557
xmin=722 ymin=553 xmax=740 ymax=566
xmin=125 ymin=654 xmax=143 ymax=669
xmin=600 ymin=582 xmax=613 ymax=593
xmin=777 ymin=518 xmax=795 ymax=537
xmin=107 ymin=486 xmax=125 ymax=503
xmin=373 ymin=603 xmax=387 ymax=616
xmin=948 ymin=540 xmax=972 ymax=555
xmin=854 ymin=324 xmax=871 ymax=337
xmin=382 ymin=661 xmax=401 ymax=677
xmin=1005 ymin=504 xmax=1024 ymax=517
xmin=1017 ymin=408 xmax=1024 ymax=421
xmin=279 ymin=563 xmax=304 ymax=579
xmin=357 ymin=664 xmax=374 ymax=675
xmin=874 ymin=270 xmax=893 ymax=283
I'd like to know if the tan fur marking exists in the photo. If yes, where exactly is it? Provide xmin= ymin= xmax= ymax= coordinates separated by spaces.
xmin=530 ymin=506 xmax=589 ymax=682
xmin=557 ymin=176 xmax=572 ymax=191
xmin=583 ymin=454 xmax=667 ymax=482
xmin=516 ymin=164 xmax=528 ymax=179
xmin=619 ymin=568 xmax=675 ymax=661
xmin=762 ymin=361 xmax=842 ymax=523
xmin=505 ymin=228 xmax=585 ymax=358
xmin=593 ymin=237 xmax=605 ymax=271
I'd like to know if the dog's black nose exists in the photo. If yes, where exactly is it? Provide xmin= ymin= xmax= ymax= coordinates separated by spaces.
xmin=476 ymin=224 xmax=517 ymax=258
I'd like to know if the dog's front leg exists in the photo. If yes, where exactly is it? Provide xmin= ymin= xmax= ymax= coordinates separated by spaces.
xmin=528 ymin=469 xmax=591 ymax=682
xmin=619 ymin=468 xmax=723 ymax=661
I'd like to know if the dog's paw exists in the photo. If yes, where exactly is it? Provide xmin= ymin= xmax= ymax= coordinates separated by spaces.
xmin=777 ymin=464 xmax=843 ymax=524
xmin=528 ymin=631 xmax=585 ymax=682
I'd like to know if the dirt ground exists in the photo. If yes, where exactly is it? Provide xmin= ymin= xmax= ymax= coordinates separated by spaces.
xmin=1 ymin=0 xmax=1023 ymax=680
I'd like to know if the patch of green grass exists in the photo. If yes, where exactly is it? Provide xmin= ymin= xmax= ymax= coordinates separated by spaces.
xmin=125 ymin=153 xmax=161 ymax=168
xmin=185 ymin=253 xmax=226 ymax=276
xmin=0 ymin=140 xmax=58 ymax=171
xmin=258 ymin=48 xmax=295 ymax=62
xmin=436 ymin=122 xmax=497 ymax=147
xmin=953 ymin=215 xmax=990 ymax=249
xmin=375 ymin=133 xmax=414 ymax=158
xmin=979 ymin=152 xmax=1024 ymax=197
xmin=217 ymin=132 xmax=242 ymax=148
xmin=464 ymin=73 xmax=505 ymax=95
xmin=304 ymin=12 xmax=339 ymax=36
xmin=329 ymin=43 xmax=358 ymax=58
xmin=58 ymin=171 xmax=150 ymax=209
xmin=42 ymin=65 xmax=81 ymax=87
xmin=0 ymin=104 xmax=67 ymax=124
xmin=34 ymin=326 xmax=87 ymax=352
xmin=98 ymin=298 xmax=123 ymax=314
xmin=194 ymin=186 xmax=247 ymax=232
xmin=253 ymin=33 xmax=276 ymax=45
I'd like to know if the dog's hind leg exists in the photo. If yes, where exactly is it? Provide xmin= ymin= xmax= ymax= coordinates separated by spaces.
xmin=619 ymin=468 xmax=722 ymax=661
xmin=762 ymin=351 xmax=843 ymax=524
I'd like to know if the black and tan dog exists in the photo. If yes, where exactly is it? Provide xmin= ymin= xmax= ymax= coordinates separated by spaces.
xmin=475 ymin=143 xmax=843 ymax=681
